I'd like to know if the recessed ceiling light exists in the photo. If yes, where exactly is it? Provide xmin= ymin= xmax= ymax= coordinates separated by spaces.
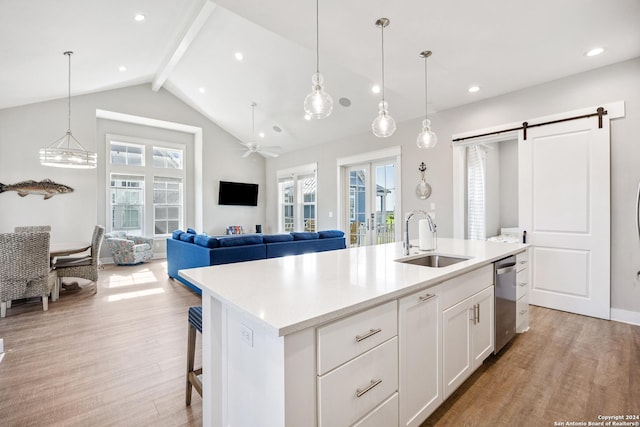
xmin=586 ymin=47 xmax=605 ymax=57
xmin=371 ymin=85 xmax=381 ymax=94
xmin=259 ymin=132 xmax=265 ymax=138
xmin=339 ymin=97 xmax=351 ymax=107
xmin=304 ymin=114 xmax=311 ymax=121
xmin=468 ymin=86 xmax=480 ymax=93
xmin=273 ymin=125 xmax=282 ymax=133
xmin=118 ymin=65 xmax=127 ymax=72
xmin=134 ymin=14 xmax=145 ymax=22
xmin=235 ymin=52 xmax=243 ymax=61
xmin=198 ymin=87 xmax=206 ymax=94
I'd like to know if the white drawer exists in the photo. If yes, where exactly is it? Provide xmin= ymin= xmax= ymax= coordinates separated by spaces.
xmin=352 ymin=392 xmax=398 ymax=427
xmin=318 ymin=337 xmax=398 ymax=427
xmin=516 ymin=295 xmax=529 ymax=333
xmin=516 ymin=250 xmax=529 ymax=273
xmin=317 ymin=300 xmax=397 ymax=375
xmin=516 ymin=269 xmax=529 ymax=300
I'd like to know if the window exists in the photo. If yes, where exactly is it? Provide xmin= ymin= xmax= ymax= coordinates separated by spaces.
xmin=467 ymin=145 xmax=487 ymax=240
xmin=277 ymin=164 xmax=317 ymax=233
xmin=107 ymin=135 xmax=186 ymax=237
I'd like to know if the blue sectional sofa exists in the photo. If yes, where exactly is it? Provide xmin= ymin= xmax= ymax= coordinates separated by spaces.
xmin=167 ymin=229 xmax=346 ymax=294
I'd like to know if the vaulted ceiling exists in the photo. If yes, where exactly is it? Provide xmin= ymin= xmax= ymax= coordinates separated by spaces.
xmin=2 ymin=0 xmax=639 ymax=156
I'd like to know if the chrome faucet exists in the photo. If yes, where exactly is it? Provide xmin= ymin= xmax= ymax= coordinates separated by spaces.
xmin=404 ymin=210 xmax=429 ymax=255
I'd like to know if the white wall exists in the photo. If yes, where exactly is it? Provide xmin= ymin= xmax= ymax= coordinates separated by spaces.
xmin=0 ymin=84 xmax=266 ymax=244
xmin=265 ymin=57 xmax=640 ymax=314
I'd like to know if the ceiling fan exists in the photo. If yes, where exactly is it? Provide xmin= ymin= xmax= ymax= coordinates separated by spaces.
xmin=241 ymin=102 xmax=280 ymax=158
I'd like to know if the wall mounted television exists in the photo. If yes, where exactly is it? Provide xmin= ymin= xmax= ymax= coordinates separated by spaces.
xmin=218 ymin=181 xmax=259 ymax=206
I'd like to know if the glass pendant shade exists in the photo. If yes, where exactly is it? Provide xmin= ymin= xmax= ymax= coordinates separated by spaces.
xmin=372 ymin=100 xmax=396 ymax=138
xmin=416 ymin=119 xmax=438 ymax=149
xmin=304 ymin=72 xmax=333 ymax=119
xmin=40 ymin=51 xmax=97 ymax=168
xmin=417 ymin=50 xmax=437 ymax=148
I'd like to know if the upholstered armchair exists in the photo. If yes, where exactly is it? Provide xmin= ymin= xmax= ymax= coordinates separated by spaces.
xmin=105 ymin=232 xmax=153 ymax=265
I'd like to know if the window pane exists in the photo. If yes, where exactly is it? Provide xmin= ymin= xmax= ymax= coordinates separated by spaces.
xmin=153 ymin=147 xmax=183 ymax=169
xmin=153 ymin=176 xmax=183 ymax=236
xmin=110 ymin=173 xmax=144 ymax=234
xmin=110 ymin=142 xmax=145 ymax=166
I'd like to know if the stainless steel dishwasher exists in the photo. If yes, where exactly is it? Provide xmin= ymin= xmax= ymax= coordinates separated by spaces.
xmin=494 ymin=255 xmax=517 ymax=354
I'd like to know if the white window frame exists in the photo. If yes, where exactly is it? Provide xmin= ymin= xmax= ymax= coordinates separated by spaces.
xmin=106 ymin=134 xmax=187 ymax=238
xmin=277 ymin=163 xmax=317 ymax=233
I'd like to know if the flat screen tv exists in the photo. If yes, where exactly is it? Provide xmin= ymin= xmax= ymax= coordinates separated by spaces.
xmin=218 ymin=181 xmax=259 ymax=206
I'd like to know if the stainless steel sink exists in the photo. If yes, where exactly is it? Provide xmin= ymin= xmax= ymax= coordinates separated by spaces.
xmin=396 ymin=254 xmax=471 ymax=268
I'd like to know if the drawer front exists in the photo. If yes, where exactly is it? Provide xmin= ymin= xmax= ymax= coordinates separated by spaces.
xmin=516 ymin=250 xmax=529 ymax=273
xmin=516 ymin=269 xmax=529 ymax=300
xmin=318 ymin=337 xmax=398 ymax=427
xmin=441 ymin=264 xmax=494 ymax=310
xmin=516 ymin=295 xmax=529 ymax=332
xmin=317 ymin=300 xmax=397 ymax=375
xmin=353 ymin=392 xmax=398 ymax=427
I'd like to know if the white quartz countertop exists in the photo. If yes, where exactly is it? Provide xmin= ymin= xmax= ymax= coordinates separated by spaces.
xmin=180 ymin=238 xmax=527 ymax=337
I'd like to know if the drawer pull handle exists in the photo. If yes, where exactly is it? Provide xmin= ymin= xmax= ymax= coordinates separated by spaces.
xmin=355 ymin=328 xmax=382 ymax=342
xmin=356 ymin=378 xmax=382 ymax=398
xmin=519 ymin=260 xmax=528 ymax=264
xmin=520 ymin=309 xmax=528 ymax=315
xmin=419 ymin=293 xmax=436 ymax=302
xmin=519 ymin=282 xmax=528 ymax=287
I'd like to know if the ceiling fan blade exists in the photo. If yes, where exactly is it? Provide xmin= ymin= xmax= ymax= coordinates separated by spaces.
xmin=260 ymin=151 xmax=279 ymax=158
xmin=241 ymin=150 xmax=252 ymax=158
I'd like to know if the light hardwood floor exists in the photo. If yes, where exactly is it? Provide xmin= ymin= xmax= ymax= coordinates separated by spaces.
xmin=0 ymin=260 xmax=202 ymax=426
xmin=1 ymin=261 xmax=639 ymax=426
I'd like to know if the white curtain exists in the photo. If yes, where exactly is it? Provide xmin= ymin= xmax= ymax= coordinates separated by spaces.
xmin=467 ymin=145 xmax=487 ymax=240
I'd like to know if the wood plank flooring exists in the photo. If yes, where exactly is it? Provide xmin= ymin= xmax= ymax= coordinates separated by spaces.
xmin=423 ymin=306 xmax=640 ymax=426
xmin=1 ymin=260 xmax=639 ymax=426
xmin=0 ymin=260 xmax=202 ymax=427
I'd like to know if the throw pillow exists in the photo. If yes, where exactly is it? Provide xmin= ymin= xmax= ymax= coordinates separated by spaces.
xmin=290 ymin=232 xmax=319 ymax=240
xmin=318 ymin=230 xmax=345 ymax=239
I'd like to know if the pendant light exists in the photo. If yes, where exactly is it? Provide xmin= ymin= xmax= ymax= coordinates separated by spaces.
xmin=303 ymin=0 xmax=333 ymax=119
xmin=372 ymin=18 xmax=396 ymax=138
xmin=416 ymin=50 xmax=438 ymax=149
xmin=40 ymin=51 xmax=97 ymax=168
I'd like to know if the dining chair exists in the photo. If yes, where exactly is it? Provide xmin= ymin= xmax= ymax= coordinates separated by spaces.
xmin=14 ymin=225 xmax=52 ymax=233
xmin=0 ymin=232 xmax=56 ymax=318
xmin=54 ymin=225 xmax=105 ymax=295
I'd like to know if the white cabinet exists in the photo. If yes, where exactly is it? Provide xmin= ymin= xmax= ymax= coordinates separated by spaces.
xmin=398 ymin=286 xmax=442 ymax=427
xmin=442 ymin=279 xmax=494 ymax=399
xmin=516 ymin=249 xmax=530 ymax=332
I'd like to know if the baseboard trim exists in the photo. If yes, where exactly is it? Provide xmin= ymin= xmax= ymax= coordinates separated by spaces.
xmin=610 ymin=308 xmax=640 ymax=326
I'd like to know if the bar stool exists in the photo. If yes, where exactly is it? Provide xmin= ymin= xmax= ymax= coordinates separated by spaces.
xmin=186 ymin=305 xmax=203 ymax=406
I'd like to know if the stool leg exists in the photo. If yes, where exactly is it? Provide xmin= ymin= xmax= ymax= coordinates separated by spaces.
xmin=186 ymin=322 xmax=196 ymax=406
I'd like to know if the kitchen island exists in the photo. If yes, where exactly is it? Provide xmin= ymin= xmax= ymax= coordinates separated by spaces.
xmin=181 ymin=237 xmax=527 ymax=427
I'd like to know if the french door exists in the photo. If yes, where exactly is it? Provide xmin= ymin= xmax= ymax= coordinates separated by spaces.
xmin=346 ymin=160 xmax=398 ymax=247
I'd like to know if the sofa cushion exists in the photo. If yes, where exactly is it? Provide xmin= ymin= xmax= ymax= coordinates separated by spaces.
xmin=263 ymin=234 xmax=294 ymax=243
xmin=218 ymin=235 xmax=264 ymax=247
xmin=186 ymin=228 xmax=197 ymax=234
xmin=193 ymin=234 xmax=220 ymax=249
xmin=172 ymin=230 xmax=184 ymax=240
xmin=179 ymin=233 xmax=195 ymax=243
xmin=291 ymin=232 xmax=319 ymax=240
xmin=318 ymin=230 xmax=345 ymax=239
xmin=194 ymin=234 xmax=220 ymax=248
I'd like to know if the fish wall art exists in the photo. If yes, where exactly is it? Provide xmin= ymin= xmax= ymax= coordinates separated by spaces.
xmin=0 ymin=179 xmax=74 ymax=199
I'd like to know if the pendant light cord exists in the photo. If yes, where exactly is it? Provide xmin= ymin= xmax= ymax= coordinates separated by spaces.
xmin=66 ymin=51 xmax=72 ymax=133
xmin=315 ymin=0 xmax=320 ymax=74
xmin=424 ymin=56 xmax=428 ymax=120
xmin=380 ymin=24 xmax=385 ymax=103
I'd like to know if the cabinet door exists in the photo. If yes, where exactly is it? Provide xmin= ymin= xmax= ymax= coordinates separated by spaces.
xmin=442 ymin=295 xmax=473 ymax=399
xmin=399 ymin=288 xmax=441 ymax=427
xmin=472 ymin=286 xmax=494 ymax=368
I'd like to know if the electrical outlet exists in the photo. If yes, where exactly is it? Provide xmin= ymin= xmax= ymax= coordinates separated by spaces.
xmin=241 ymin=324 xmax=253 ymax=347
